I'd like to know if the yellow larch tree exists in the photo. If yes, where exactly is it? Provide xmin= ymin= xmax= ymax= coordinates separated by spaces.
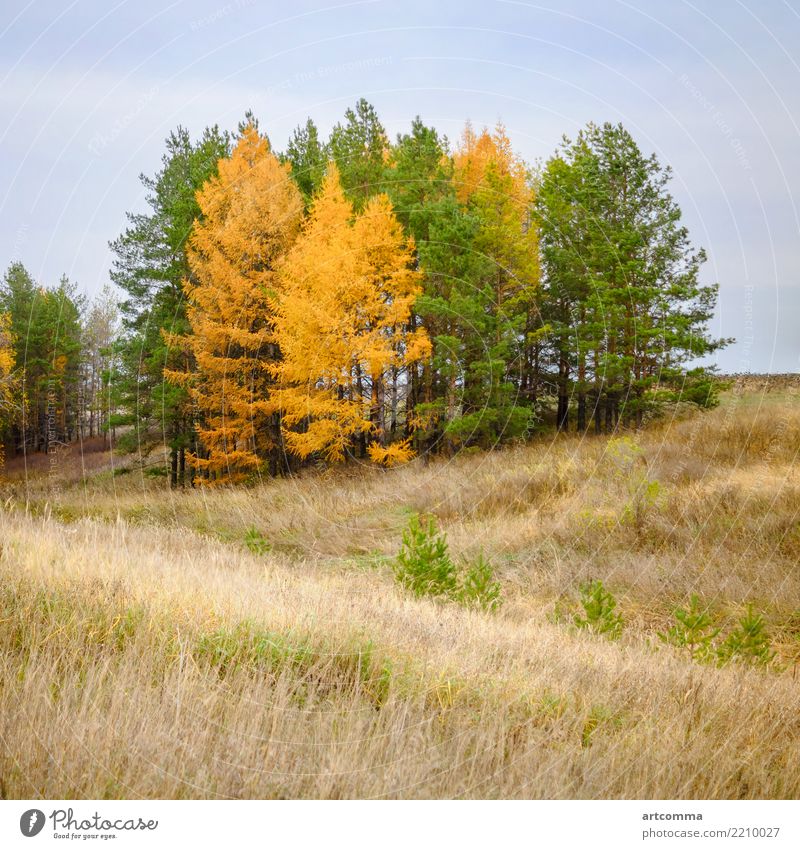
xmin=0 ymin=312 xmax=16 ymax=470
xmin=166 ymin=124 xmax=303 ymax=483
xmin=421 ymin=122 xmax=540 ymax=448
xmin=272 ymin=163 xmax=430 ymax=465
xmin=460 ymin=125 xmax=539 ymax=311
xmin=453 ymin=122 xmax=533 ymax=218
xmin=454 ymin=120 xmax=540 ymax=376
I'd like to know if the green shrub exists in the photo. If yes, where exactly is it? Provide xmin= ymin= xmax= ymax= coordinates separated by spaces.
xmin=716 ymin=605 xmax=774 ymax=666
xmin=393 ymin=515 xmax=459 ymax=600
xmin=459 ymin=553 xmax=502 ymax=612
xmin=675 ymin=367 xmax=726 ymax=410
xmin=244 ymin=527 xmax=271 ymax=556
xmin=574 ymin=579 xmax=623 ymax=639
xmin=659 ymin=594 xmax=719 ymax=662
xmin=393 ymin=515 xmax=502 ymax=611
xmin=606 ymin=437 xmax=661 ymax=530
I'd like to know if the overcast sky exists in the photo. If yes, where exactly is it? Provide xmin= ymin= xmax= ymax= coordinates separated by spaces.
xmin=1 ymin=0 xmax=798 ymax=372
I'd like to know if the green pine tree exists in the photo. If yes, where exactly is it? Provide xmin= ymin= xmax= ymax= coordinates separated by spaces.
xmin=109 ymin=124 xmax=230 ymax=486
xmin=329 ymin=98 xmax=389 ymax=210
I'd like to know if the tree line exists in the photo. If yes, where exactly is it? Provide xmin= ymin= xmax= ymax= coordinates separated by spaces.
xmin=0 ymin=101 xmax=728 ymax=482
xmin=0 ymin=264 xmax=117 ymax=463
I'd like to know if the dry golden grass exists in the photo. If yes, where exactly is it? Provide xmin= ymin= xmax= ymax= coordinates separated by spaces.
xmin=1 ymin=387 xmax=799 ymax=799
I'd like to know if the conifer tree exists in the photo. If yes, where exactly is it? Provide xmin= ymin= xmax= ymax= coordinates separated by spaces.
xmin=0 ymin=264 xmax=83 ymax=453
xmin=535 ymin=122 xmax=728 ymax=430
xmin=169 ymin=124 xmax=303 ymax=483
xmin=385 ymin=119 xmax=453 ymax=447
xmin=109 ymin=124 xmax=230 ymax=484
xmin=0 ymin=311 xmax=16 ymax=468
xmin=44 ymin=275 xmax=84 ymax=446
xmin=272 ymin=163 xmax=429 ymax=465
xmin=0 ymin=263 xmax=36 ymax=457
xmin=80 ymin=285 xmax=119 ymax=442
xmin=284 ymin=118 xmax=327 ymax=206
xmin=386 ymin=117 xmax=452 ymax=242
xmin=428 ymin=124 xmax=539 ymax=448
xmin=413 ymin=195 xmax=495 ymax=450
xmin=329 ymin=99 xmax=389 ymax=210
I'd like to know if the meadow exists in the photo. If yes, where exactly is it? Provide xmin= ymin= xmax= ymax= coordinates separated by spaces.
xmin=1 ymin=382 xmax=799 ymax=799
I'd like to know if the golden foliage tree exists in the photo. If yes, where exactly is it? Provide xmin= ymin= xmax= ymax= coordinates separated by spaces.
xmin=453 ymin=123 xmax=524 ymax=202
xmin=166 ymin=124 xmax=303 ymax=483
xmin=454 ymin=122 xmax=535 ymax=242
xmin=404 ymin=122 xmax=539 ymax=449
xmin=272 ymin=163 xmax=429 ymax=465
xmin=460 ymin=124 xmax=539 ymax=320
xmin=0 ymin=312 xmax=16 ymax=469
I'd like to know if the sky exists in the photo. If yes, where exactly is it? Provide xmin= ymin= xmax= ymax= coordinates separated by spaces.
xmin=1 ymin=0 xmax=798 ymax=373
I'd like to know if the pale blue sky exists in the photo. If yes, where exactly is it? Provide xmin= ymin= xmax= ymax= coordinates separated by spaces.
xmin=1 ymin=0 xmax=798 ymax=371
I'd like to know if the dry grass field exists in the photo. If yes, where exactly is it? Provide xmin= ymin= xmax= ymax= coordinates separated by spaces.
xmin=1 ymin=383 xmax=799 ymax=799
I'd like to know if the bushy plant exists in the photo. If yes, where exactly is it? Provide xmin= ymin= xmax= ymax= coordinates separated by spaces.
xmin=716 ymin=605 xmax=774 ymax=666
xmin=607 ymin=437 xmax=661 ymax=530
xmin=244 ymin=527 xmax=270 ymax=555
xmin=393 ymin=515 xmax=459 ymax=600
xmin=627 ymin=477 xmax=661 ymax=529
xmin=675 ymin=367 xmax=726 ymax=410
xmin=459 ymin=553 xmax=502 ymax=612
xmin=659 ymin=594 xmax=719 ymax=662
xmin=574 ymin=579 xmax=623 ymax=639
xmin=393 ymin=515 xmax=502 ymax=610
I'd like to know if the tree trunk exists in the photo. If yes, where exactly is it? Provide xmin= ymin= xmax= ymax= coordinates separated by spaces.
xmin=406 ymin=313 xmax=419 ymax=439
xmin=593 ymin=389 xmax=603 ymax=434
xmin=389 ymin=366 xmax=398 ymax=439
xmin=355 ymin=364 xmax=366 ymax=457
xmin=605 ymin=393 xmax=614 ymax=433
xmin=557 ymin=349 xmax=570 ymax=432
xmin=371 ymin=373 xmax=386 ymax=447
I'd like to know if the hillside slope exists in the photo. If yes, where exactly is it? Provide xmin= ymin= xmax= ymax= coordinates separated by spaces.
xmin=1 ymin=390 xmax=799 ymax=798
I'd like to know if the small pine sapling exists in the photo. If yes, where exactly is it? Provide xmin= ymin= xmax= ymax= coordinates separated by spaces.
xmin=393 ymin=515 xmax=459 ymax=599
xmin=244 ymin=527 xmax=270 ymax=556
xmin=459 ymin=553 xmax=502 ymax=612
xmin=393 ymin=517 xmax=503 ymax=611
xmin=574 ymin=579 xmax=623 ymax=639
xmin=658 ymin=594 xmax=719 ymax=662
xmin=716 ymin=605 xmax=774 ymax=666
